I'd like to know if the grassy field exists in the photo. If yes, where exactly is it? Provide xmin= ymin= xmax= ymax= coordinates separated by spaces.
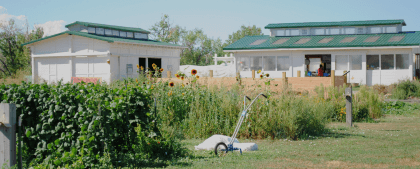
xmin=162 ymin=109 xmax=420 ymax=168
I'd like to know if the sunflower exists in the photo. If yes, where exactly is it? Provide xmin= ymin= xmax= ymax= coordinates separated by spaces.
xmin=151 ymin=85 xmax=154 ymax=89
xmin=182 ymin=93 xmax=185 ymax=96
xmin=160 ymin=68 xmax=164 ymax=72
xmin=266 ymin=74 xmax=269 ymax=77
xmin=196 ymin=75 xmax=200 ymax=79
xmin=169 ymin=82 xmax=175 ymax=87
xmin=260 ymin=74 xmax=263 ymax=79
xmin=182 ymin=84 xmax=185 ymax=87
xmin=181 ymin=76 xmax=184 ymax=80
xmin=140 ymin=66 xmax=144 ymax=71
xmin=136 ymin=79 xmax=138 ymax=83
xmin=136 ymin=64 xmax=139 ymax=69
xmin=257 ymin=70 xmax=261 ymax=74
xmin=168 ymin=91 xmax=172 ymax=96
xmin=191 ymin=69 xmax=197 ymax=75
xmin=175 ymin=74 xmax=180 ymax=79
xmin=152 ymin=63 xmax=157 ymax=70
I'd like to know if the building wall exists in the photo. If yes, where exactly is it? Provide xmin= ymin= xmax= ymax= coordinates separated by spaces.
xmin=233 ymin=47 xmax=414 ymax=86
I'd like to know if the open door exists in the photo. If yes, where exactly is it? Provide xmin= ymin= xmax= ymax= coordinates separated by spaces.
xmin=148 ymin=58 xmax=162 ymax=77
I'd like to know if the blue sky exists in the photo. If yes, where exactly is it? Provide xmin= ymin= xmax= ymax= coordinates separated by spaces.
xmin=1 ymin=0 xmax=420 ymax=42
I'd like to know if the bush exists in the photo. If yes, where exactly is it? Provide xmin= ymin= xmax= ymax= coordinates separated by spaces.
xmin=391 ymin=80 xmax=420 ymax=99
xmin=383 ymin=101 xmax=420 ymax=115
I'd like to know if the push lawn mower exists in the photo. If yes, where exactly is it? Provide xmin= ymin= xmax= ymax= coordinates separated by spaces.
xmin=214 ymin=93 xmax=268 ymax=156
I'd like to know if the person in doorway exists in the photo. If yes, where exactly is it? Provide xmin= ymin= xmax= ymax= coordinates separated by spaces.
xmin=318 ymin=64 xmax=324 ymax=77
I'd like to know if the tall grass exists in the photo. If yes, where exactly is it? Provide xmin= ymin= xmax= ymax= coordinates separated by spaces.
xmin=391 ymin=80 xmax=420 ymax=99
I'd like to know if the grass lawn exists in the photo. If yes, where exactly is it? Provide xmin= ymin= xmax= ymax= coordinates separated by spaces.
xmin=163 ymin=111 xmax=420 ymax=168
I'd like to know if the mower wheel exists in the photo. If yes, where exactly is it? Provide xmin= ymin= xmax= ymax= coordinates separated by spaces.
xmin=214 ymin=142 xmax=228 ymax=157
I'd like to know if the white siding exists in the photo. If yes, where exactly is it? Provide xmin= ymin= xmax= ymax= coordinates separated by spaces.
xmin=73 ymin=36 xmax=109 ymax=54
xmin=73 ymin=56 xmax=110 ymax=83
xmin=35 ymin=57 xmax=71 ymax=84
xmin=33 ymin=35 xmax=70 ymax=55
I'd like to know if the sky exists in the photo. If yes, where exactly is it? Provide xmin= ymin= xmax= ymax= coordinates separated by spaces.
xmin=1 ymin=0 xmax=420 ymax=42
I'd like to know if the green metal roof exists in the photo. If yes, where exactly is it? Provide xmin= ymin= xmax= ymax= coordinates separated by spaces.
xmin=65 ymin=21 xmax=151 ymax=34
xmin=21 ymin=31 xmax=183 ymax=47
xmin=223 ymin=32 xmax=420 ymax=50
xmin=265 ymin=19 xmax=406 ymax=29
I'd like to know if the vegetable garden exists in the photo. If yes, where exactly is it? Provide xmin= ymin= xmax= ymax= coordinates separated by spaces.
xmin=1 ymin=68 xmax=385 ymax=168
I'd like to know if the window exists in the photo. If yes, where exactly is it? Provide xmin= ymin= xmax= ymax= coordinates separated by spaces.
xmin=369 ymin=27 xmax=381 ymax=34
xmin=364 ymin=36 xmax=380 ymax=42
xmin=263 ymin=56 xmax=276 ymax=71
xmin=112 ymin=30 xmax=119 ymax=36
xmin=277 ymin=56 xmax=290 ymax=71
xmin=329 ymin=28 xmax=340 ymax=35
xmin=290 ymin=29 xmax=299 ymax=36
xmin=301 ymin=29 xmax=309 ymax=35
xmin=250 ymin=39 xmax=267 ymax=45
xmin=135 ymin=32 xmax=147 ymax=39
xmin=357 ymin=28 xmax=364 ymax=34
xmin=120 ymin=31 xmax=127 ymax=37
xmin=237 ymin=56 xmax=250 ymax=71
xmin=335 ymin=55 xmax=348 ymax=70
xmin=272 ymin=38 xmax=289 ymax=45
xmin=127 ymin=32 xmax=133 ymax=38
xmin=344 ymin=27 xmax=356 ymax=34
xmin=250 ymin=56 xmax=262 ymax=71
xmin=294 ymin=38 xmax=311 ymax=44
xmin=385 ymin=26 xmax=397 ymax=33
xmin=367 ymin=55 xmax=380 ymax=70
xmin=88 ymin=27 xmax=95 ymax=34
xmin=381 ymin=54 xmax=394 ymax=70
xmin=396 ymin=54 xmax=409 ymax=69
xmin=105 ymin=29 xmax=112 ymax=36
xmin=350 ymin=55 xmax=362 ymax=70
xmin=340 ymin=37 xmax=356 ymax=43
xmin=318 ymin=38 xmax=333 ymax=43
xmin=388 ymin=36 xmax=404 ymax=42
xmin=276 ymin=29 xmax=285 ymax=36
xmin=96 ymin=28 xmax=104 ymax=35
xmin=313 ymin=28 xmax=325 ymax=35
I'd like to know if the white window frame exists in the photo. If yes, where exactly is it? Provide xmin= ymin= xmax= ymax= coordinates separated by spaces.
xmin=344 ymin=27 xmax=356 ymax=34
xmin=357 ymin=27 xmax=365 ymax=34
xmin=313 ymin=28 xmax=325 ymax=35
xmin=369 ymin=26 xmax=382 ymax=34
xmin=276 ymin=56 xmax=290 ymax=71
xmin=276 ymin=29 xmax=285 ymax=36
xmin=384 ymin=26 xmax=397 ymax=33
xmin=329 ymin=28 xmax=340 ymax=35
xmin=88 ymin=27 xmax=95 ymax=34
xmin=301 ymin=29 xmax=309 ymax=35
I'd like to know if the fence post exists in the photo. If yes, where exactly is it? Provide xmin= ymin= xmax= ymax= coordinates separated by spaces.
xmin=167 ymin=71 xmax=171 ymax=78
xmin=236 ymin=72 xmax=241 ymax=85
xmin=331 ymin=70 xmax=335 ymax=87
xmin=282 ymin=72 xmax=288 ymax=86
xmin=297 ymin=70 xmax=301 ymax=77
xmin=252 ymin=70 xmax=255 ymax=79
xmin=345 ymin=86 xmax=353 ymax=127
xmin=0 ymin=103 xmax=17 ymax=167
xmin=343 ymin=70 xmax=348 ymax=87
xmin=209 ymin=70 xmax=213 ymax=77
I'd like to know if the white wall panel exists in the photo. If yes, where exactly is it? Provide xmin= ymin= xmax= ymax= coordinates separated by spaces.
xmin=35 ymin=57 xmax=71 ymax=84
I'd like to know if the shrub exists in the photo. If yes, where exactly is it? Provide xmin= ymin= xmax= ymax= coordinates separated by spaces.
xmin=391 ymin=80 xmax=420 ymax=99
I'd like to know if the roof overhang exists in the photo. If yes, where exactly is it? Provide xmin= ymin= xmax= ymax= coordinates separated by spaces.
xmin=114 ymin=41 xmax=187 ymax=49
xmin=224 ymin=45 xmax=420 ymax=53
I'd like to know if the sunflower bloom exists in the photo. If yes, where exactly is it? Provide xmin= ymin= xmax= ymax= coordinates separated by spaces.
xmin=136 ymin=64 xmax=140 ymax=69
xmin=140 ymin=66 xmax=144 ymax=71
xmin=191 ymin=69 xmax=197 ymax=75
xmin=168 ymin=91 xmax=172 ymax=96
xmin=257 ymin=70 xmax=261 ymax=74
xmin=181 ymin=76 xmax=184 ymax=80
xmin=182 ymin=93 xmax=185 ymax=96
xmin=260 ymin=74 xmax=263 ymax=79
xmin=196 ymin=75 xmax=200 ymax=79
xmin=152 ymin=63 xmax=157 ymax=70
xmin=266 ymin=74 xmax=269 ymax=77
xmin=136 ymin=79 xmax=138 ymax=83
xmin=160 ymin=68 xmax=164 ymax=72
xmin=175 ymin=74 xmax=180 ymax=79
xmin=182 ymin=84 xmax=185 ymax=87
xmin=169 ymin=82 xmax=175 ymax=87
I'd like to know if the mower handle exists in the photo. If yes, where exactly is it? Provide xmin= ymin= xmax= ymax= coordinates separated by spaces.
xmin=245 ymin=96 xmax=251 ymax=101
xmin=261 ymin=94 xmax=268 ymax=98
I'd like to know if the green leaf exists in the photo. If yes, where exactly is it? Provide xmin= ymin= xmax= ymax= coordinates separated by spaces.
xmin=89 ymin=136 xmax=95 ymax=142
xmin=26 ymin=130 xmax=31 ymax=137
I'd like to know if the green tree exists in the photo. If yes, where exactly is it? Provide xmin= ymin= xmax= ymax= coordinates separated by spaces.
xmin=0 ymin=19 xmax=43 ymax=77
xmin=224 ymin=25 xmax=263 ymax=47
xmin=149 ymin=14 xmax=186 ymax=44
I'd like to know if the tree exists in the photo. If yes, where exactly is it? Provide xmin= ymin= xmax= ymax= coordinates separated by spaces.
xmin=149 ymin=14 xmax=185 ymax=44
xmin=224 ymin=25 xmax=263 ymax=47
xmin=0 ymin=19 xmax=43 ymax=77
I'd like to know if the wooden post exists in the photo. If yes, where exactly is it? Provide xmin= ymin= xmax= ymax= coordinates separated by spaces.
xmin=343 ymin=70 xmax=348 ymax=87
xmin=167 ymin=71 xmax=171 ymax=78
xmin=252 ymin=70 xmax=255 ymax=79
xmin=282 ymin=72 xmax=288 ymax=85
xmin=331 ymin=70 xmax=335 ymax=87
xmin=345 ymin=86 xmax=353 ymax=127
xmin=209 ymin=70 xmax=213 ymax=77
xmin=236 ymin=72 xmax=241 ymax=85
xmin=297 ymin=70 xmax=301 ymax=77
xmin=0 ymin=103 xmax=17 ymax=167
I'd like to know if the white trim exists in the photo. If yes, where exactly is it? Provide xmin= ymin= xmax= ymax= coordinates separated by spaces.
xmin=32 ymin=52 xmax=110 ymax=58
xmin=116 ymin=53 xmax=181 ymax=59
xmin=225 ymin=46 xmax=420 ymax=53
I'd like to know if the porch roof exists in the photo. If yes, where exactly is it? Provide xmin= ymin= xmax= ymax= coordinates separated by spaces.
xmin=223 ymin=31 xmax=420 ymax=51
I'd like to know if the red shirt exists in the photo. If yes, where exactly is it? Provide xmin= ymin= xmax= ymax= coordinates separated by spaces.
xmin=318 ymin=68 xmax=324 ymax=76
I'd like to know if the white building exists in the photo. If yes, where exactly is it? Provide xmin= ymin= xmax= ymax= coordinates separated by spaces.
xmin=22 ymin=21 xmax=185 ymax=84
xmin=224 ymin=19 xmax=420 ymax=86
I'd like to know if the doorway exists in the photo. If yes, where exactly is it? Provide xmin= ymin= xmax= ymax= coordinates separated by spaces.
xmin=305 ymin=54 xmax=331 ymax=77
xmin=148 ymin=58 xmax=162 ymax=77
xmin=138 ymin=58 xmax=146 ymax=73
